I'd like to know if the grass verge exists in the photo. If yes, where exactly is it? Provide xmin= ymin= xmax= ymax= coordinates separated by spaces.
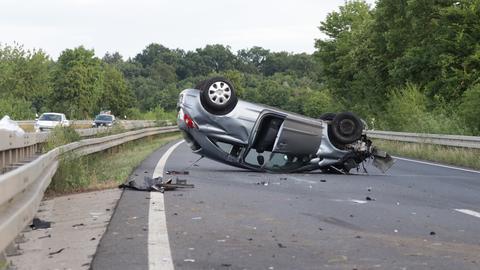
xmin=46 ymin=132 xmax=181 ymax=196
xmin=373 ymin=139 xmax=480 ymax=170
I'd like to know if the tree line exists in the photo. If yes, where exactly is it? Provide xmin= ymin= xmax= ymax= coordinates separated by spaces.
xmin=1 ymin=0 xmax=479 ymax=135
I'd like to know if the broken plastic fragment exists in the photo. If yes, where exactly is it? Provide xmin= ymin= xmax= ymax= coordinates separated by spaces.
xmin=30 ymin=218 xmax=51 ymax=230
xmin=48 ymin=248 xmax=65 ymax=256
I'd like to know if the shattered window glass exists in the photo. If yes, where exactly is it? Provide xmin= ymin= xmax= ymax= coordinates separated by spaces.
xmin=265 ymin=153 xmax=310 ymax=172
xmin=244 ymin=149 xmax=271 ymax=167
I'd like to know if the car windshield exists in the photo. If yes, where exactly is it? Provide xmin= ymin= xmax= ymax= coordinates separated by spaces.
xmin=95 ymin=115 xmax=113 ymax=121
xmin=39 ymin=114 xmax=62 ymax=121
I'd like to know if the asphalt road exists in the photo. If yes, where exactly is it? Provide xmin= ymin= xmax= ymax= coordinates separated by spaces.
xmin=92 ymin=140 xmax=480 ymax=270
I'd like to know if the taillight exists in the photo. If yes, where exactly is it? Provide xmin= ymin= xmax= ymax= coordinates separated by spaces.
xmin=184 ymin=113 xmax=197 ymax=129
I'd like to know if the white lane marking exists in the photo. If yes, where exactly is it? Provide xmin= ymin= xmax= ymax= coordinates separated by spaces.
xmin=153 ymin=140 xmax=185 ymax=179
xmin=350 ymin=200 xmax=368 ymax=204
xmin=394 ymin=156 xmax=480 ymax=174
xmin=149 ymin=140 xmax=184 ymax=270
xmin=455 ymin=209 xmax=480 ymax=219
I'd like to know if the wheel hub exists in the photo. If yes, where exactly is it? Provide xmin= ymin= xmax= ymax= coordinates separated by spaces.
xmin=208 ymin=81 xmax=231 ymax=105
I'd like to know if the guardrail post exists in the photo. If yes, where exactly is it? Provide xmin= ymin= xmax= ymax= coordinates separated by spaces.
xmin=0 ymin=151 xmax=5 ymax=172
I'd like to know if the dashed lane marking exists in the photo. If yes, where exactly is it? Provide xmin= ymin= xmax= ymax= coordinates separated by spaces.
xmin=149 ymin=140 xmax=184 ymax=270
xmin=455 ymin=209 xmax=480 ymax=219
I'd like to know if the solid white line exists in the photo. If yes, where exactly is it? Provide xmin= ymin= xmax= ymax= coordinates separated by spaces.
xmin=394 ymin=156 xmax=480 ymax=174
xmin=455 ymin=209 xmax=480 ymax=219
xmin=149 ymin=140 xmax=184 ymax=270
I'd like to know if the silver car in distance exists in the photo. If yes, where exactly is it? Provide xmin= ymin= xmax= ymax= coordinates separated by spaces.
xmin=177 ymin=77 xmax=393 ymax=174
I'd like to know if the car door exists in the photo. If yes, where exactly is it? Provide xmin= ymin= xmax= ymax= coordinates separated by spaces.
xmin=272 ymin=114 xmax=323 ymax=155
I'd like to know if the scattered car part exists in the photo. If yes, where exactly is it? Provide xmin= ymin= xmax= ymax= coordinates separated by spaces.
xmin=119 ymin=176 xmax=194 ymax=192
xmin=30 ymin=217 xmax=51 ymax=230
xmin=166 ymin=170 xmax=190 ymax=175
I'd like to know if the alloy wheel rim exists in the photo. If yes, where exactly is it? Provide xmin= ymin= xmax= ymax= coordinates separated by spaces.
xmin=208 ymin=81 xmax=231 ymax=105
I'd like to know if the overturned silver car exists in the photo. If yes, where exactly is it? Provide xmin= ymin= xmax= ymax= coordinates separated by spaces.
xmin=177 ymin=77 xmax=393 ymax=173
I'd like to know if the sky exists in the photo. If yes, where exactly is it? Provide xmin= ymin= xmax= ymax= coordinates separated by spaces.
xmin=0 ymin=0 xmax=376 ymax=60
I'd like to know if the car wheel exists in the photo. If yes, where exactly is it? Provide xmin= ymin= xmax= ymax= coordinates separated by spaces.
xmin=331 ymin=112 xmax=364 ymax=144
xmin=198 ymin=77 xmax=238 ymax=115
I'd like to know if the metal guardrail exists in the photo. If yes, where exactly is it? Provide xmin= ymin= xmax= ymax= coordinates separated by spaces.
xmin=0 ymin=120 xmax=172 ymax=172
xmin=366 ymin=130 xmax=480 ymax=149
xmin=0 ymin=125 xmax=178 ymax=255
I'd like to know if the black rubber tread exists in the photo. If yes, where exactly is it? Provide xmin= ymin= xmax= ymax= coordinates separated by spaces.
xmin=330 ymin=112 xmax=364 ymax=144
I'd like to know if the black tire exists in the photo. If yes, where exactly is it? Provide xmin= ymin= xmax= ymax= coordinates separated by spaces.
xmin=331 ymin=112 xmax=364 ymax=144
xmin=319 ymin=112 xmax=336 ymax=121
xmin=198 ymin=77 xmax=238 ymax=115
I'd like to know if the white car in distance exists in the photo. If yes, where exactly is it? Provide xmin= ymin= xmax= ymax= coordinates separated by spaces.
xmin=34 ymin=113 xmax=70 ymax=132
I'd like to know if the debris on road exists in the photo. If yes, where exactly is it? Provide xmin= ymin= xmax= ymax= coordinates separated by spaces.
xmin=119 ymin=176 xmax=194 ymax=192
xmin=320 ymin=179 xmax=327 ymax=182
xmin=430 ymin=231 xmax=436 ymax=236
xmin=256 ymin=181 xmax=270 ymax=186
xmin=184 ymin=259 xmax=195 ymax=262
xmin=72 ymin=223 xmax=85 ymax=228
xmin=48 ymin=248 xmax=65 ymax=256
xmin=166 ymin=170 xmax=190 ymax=175
xmin=365 ymin=196 xmax=375 ymax=201
xmin=38 ymin=234 xmax=51 ymax=239
xmin=30 ymin=218 xmax=51 ymax=230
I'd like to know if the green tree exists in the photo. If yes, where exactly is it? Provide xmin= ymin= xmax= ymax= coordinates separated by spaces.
xmin=315 ymin=1 xmax=379 ymax=116
xmin=0 ymin=43 xmax=52 ymax=116
xmin=99 ymin=64 xmax=135 ymax=116
xmin=51 ymin=46 xmax=104 ymax=119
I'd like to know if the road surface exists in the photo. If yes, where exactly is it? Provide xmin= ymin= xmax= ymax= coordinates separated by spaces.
xmin=91 ymin=140 xmax=480 ymax=270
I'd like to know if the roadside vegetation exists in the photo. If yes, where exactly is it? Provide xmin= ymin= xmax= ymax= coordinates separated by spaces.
xmin=373 ymin=139 xmax=480 ymax=170
xmin=46 ymin=132 xmax=180 ymax=196
xmin=43 ymin=126 xmax=81 ymax=152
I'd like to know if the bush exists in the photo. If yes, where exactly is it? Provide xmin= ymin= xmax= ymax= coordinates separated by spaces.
xmin=44 ymin=126 xmax=81 ymax=152
xmin=379 ymin=84 xmax=468 ymax=134
xmin=126 ymin=106 xmax=176 ymax=123
xmin=460 ymin=83 xmax=480 ymax=134
xmin=0 ymin=96 xmax=35 ymax=120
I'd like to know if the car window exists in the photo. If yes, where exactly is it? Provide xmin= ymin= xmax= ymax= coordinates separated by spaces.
xmin=39 ymin=114 xmax=62 ymax=121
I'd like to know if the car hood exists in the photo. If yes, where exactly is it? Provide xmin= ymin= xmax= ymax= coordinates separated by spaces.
xmin=37 ymin=120 xmax=60 ymax=127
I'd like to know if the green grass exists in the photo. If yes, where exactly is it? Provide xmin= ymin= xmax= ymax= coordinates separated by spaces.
xmin=373 ymin=139 xmax=480 ymax=170
xmin=46 ymin=132 xmax=180 ymax=196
